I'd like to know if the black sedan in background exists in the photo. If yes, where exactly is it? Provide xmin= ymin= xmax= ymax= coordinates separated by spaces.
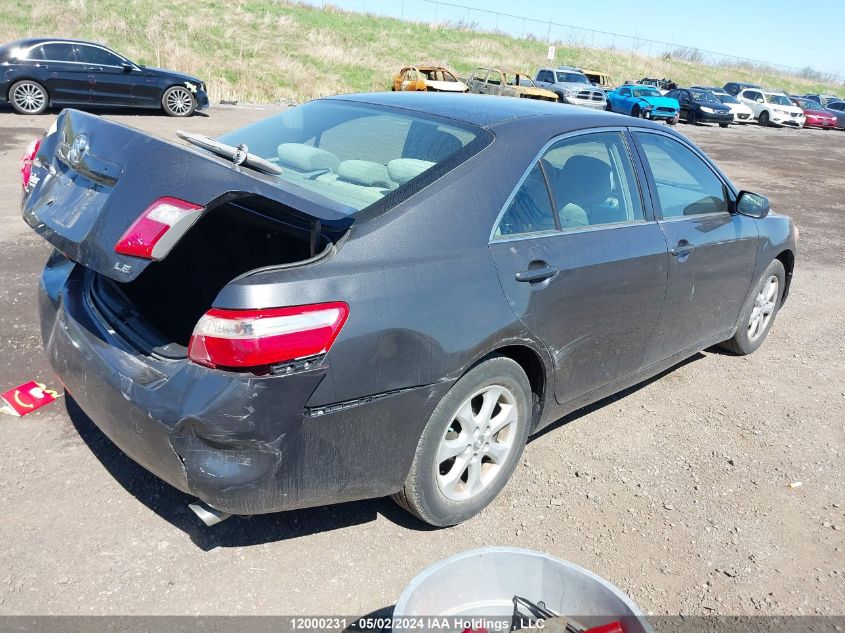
xmin=22 ymin=94 xmax=796 ymax=527
xmin=667 ymin=88 xmax=734 ymax=127
xmin=1 ymin=38 xmax=208 ymax=116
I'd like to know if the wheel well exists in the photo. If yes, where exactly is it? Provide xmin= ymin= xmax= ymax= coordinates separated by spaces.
xmin=491 ymin=345 xmax=547 ymax=430
xmin=776 ymin=249 xmax=795 ymax=303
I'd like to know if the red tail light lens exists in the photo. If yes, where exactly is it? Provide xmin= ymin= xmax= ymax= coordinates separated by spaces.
xmin=20 ymin=138 xmax=41 ymax=190
xmin=187 ymin=302 xmax=349 ymax=370
xmin=114 ymin=197 xmax=203 ymax=260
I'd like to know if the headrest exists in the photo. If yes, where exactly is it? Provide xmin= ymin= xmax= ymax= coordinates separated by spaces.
xmin=337 ymin=160 xmax=393 ymax=188
xmin=557 ymin=155 xmax=611 ymax=206
xmin=387 ymin=159 xmax=435 ymax=185
xmin=277 ymin=143 xmax=339 ymax=173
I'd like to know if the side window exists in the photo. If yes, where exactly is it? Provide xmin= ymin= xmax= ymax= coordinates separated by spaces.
xmin=471 ymin=69 xmax=487 ymax=82
xmin=35 ymin=43 xmax=77 ymax=62
xmin=487 ymin=71 xmax=501 ymax=86
xmin=77 ymin=45 xmax=124 ymax=66
xmin=542 ymin=132 xmax=644 ymax=229
xmin=635 ymin=132 xmax=729 ymax=219
xmin=620 ymin=87 xmax=631 ymax=97
xmin=494 ymin=163 xmax=556 ymax=238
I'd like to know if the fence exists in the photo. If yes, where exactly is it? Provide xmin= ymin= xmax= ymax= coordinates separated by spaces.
xmin=308 ymin=0 xmax=842 ymax=84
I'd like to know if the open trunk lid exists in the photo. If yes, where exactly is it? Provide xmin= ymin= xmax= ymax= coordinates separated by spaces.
xmin=22 ymin=109 xmax=354 ymax=283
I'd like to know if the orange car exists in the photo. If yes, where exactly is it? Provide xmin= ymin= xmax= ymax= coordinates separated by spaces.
xmin=391 ymin=65 xmax=469 ymax=93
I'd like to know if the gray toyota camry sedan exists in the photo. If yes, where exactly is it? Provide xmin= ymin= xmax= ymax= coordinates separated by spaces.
xmin=21 ymin=93 xmax=796 ymax=526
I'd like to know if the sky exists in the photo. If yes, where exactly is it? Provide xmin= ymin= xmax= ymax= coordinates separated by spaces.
xmin=306 ymin=0 xmax=845 ymax=78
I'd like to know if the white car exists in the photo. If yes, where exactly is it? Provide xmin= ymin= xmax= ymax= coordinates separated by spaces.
xmin=692 ymin=86 xmax=754 ymax=124
xmin=737 ymin=88 xmax=805 ymax=128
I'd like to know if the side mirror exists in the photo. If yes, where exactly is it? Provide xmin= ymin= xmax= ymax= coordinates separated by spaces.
xmin=736 ymin=191 xmax=770 ymax=218
xmin=121 ymin=62 xmax=134 ymax=73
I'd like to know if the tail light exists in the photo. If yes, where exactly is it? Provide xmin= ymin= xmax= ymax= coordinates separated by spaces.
xmin=20 ymin=138 xmax=41 ymax=190
xmin=114 ymin=197 xmax=203 ymax=260
xmin=188 ymin=302 xmax=349 ymax=370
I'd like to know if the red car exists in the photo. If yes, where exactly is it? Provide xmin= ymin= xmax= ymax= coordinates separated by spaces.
xmin=792 ymin=97 xmax=838 ymax=129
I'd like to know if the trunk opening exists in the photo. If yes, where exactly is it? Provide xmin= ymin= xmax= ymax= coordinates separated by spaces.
xmin=90 ymin=197 xmax=337 ymax=354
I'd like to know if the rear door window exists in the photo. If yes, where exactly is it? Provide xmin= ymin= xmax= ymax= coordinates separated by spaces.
xmin=635 ymin=132 xmax=729 ymax=219
xmin=493 ymin=131 xmax=644 ymax=238
xmin=27 ymin=43 xmax=77 ymax=62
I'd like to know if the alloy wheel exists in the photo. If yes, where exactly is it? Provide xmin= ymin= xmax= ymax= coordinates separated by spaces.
xmin=13 ymin=83 xmax=46 ymax=113
xmin=748 ymin=275 xmax=778 ymax=342
xmin=166 ymin=87 xmax=194 ymax=115
xmin=436 ymin=385 xmax=519 ymax=502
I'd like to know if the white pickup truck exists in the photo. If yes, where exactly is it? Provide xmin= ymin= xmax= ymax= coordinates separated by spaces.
xmin=534 ymin=67 xmax=606 ymax=109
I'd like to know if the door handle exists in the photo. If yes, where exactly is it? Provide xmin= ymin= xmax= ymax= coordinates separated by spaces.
xmin=670 ymin=240 xmax=695 ymax=258
xmin=515 ymin=265 xmax=559 ymax=283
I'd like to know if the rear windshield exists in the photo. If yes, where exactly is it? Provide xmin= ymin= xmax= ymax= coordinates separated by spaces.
xmin=218 ymin=100 xmax=487 ymax=214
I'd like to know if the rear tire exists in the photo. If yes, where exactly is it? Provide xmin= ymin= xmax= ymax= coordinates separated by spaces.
xmin=162 ymin=85 xmax=196 ymax=117
xmin=687 ymin=110 xmax=698 ymax=125
xmin=9 ymin=80 xmax=48 ymax=115
xmin=719 ymin=123 xmax=729 ymax=128
xmin=392 ymin=355 xmax=532 ymax=527
xmin=758 ymin=110 xmax=770 ymax=127
xmin=718 ymin=259 xmax=785 ymax=355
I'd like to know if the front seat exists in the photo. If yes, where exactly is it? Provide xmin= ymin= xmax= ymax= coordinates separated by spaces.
xmin=402 ymin=121 xmax=463 ymax=162
xmin=552 ymin=155 xmax=612 ymax=228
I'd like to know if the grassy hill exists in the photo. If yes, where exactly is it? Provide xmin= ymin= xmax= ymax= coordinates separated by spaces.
xmin=1 ymin=0 xmax=841 ymax=104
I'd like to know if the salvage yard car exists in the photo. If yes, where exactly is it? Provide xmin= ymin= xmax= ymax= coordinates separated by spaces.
xmin=534 ymin=67 xmax=606 ymax=109
xmin=691 ymin=86 xmax=753 ymax=124
xmin=790 ymin=96 xmax=838 ymax=130
xmin=0 ymin=38 xmax=209 ymax=116
xmin=581 ymin=68 xmax=615 ymax=91
xmin=22 ymin=93 xmax=796 ymax=527
xmin=666 ymin=88 xmax=733 ymax=127
xmin=467 ymin=68 xmax=558 ymax=102
xmin=391 ymin=65 xmax=468 ymax=93
xmin=737 ymin=88 xmax=805 ymax=128
xmin=606 ymin=84 xmax=680 ymax=123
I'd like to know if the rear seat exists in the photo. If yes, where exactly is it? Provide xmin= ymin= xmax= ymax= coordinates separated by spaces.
xmin=276 ymin=143 xmax=340 ymax=177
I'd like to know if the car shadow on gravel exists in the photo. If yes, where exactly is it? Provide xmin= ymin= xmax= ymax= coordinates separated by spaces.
xmin=0 ymin=103 xmax=209 ymax=118
xmin=65 ymin=397 xmax=432 ymax=551
xmin=530 ymin=352 xmax=705 ymax=441
xmin=65 ymin=353 xmax=705 ymax=548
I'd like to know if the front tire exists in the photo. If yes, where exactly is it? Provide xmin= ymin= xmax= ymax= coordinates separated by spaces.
xmin=687 ymin=110 xmax=698 ymax=125
xmin=719 ymin=123 xmax=729 ymax=128
xmin=392 ymin=355 xmax=532 ymax=527
xmin=9 ymin=80 xmax=48 ymax=115
xmin=162 ymin=85 xmax=196 ymax=117
xmin=718 ymin=259 xmax=785 ymax=355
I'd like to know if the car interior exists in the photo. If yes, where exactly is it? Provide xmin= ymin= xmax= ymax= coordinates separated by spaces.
xmin=272 ymin=115 xmax=466 ymax=210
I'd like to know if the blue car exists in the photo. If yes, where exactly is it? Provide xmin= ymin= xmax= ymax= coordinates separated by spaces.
xmin=606 ymin=84 xmax=680 ymax=124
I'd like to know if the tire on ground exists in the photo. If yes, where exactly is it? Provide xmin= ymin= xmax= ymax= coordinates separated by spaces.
xmin=392 ymin=354 xmax=532 ymax=527
xmin=9 ymin=80 xmax=48 ymax=115
xmin=718 ymin=259 xmax=786 ymax=355
xmin=161 ymin=85 xmax=197 ymax=117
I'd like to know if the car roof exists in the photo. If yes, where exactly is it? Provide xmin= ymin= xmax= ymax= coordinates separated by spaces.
xmin=325 ymin=92 xmax=662 ymax=131
xmin=1 ymin=37 xmax=106 ymax=48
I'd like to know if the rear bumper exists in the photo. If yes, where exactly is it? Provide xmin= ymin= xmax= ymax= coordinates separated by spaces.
xmin=39 ymin=254 xmax=447 ymax=515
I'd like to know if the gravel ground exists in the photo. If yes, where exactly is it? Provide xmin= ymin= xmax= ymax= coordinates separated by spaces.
xmin=0 ymin=104 xmax=842 ymax=617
